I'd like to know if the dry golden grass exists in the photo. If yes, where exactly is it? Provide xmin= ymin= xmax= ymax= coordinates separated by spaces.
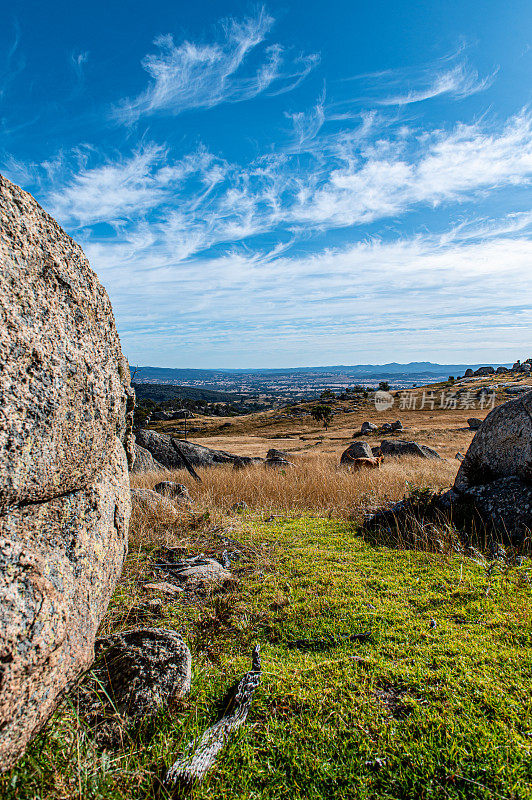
xmin=130 ymin=453 xmax=458 ymax=520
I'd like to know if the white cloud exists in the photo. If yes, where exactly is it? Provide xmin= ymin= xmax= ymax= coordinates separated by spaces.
xmin=343 ymin=48 xmax=497 ymax=110
xmin=87 ymin=221 xmax=532 ymax=366
xmin=113 ymin=9 xmax=319 ymax=124
xmin=376 ymin=62 xmax=497 ymax=106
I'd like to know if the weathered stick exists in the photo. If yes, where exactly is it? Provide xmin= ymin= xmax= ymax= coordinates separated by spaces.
xmin=164 ymin=646 xmax=261 ymax=796
xmin=171 ymin=439 xmax=202 ymax=483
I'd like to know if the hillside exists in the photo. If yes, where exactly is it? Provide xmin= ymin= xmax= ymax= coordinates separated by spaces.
xmin=3 ymin=372 xmax=531 ymax=799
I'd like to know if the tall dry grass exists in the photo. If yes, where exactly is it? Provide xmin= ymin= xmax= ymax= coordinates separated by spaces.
xmin=130 ymin=453 xmax=458 ymax=520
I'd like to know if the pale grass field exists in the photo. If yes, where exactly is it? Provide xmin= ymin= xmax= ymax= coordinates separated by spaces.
xmin=130 ymin=452 xmax=459 ymax=522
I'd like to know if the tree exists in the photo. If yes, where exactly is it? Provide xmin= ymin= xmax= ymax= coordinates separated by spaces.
xmin=310 ymin=404 xmax=333 ymax=429
xmin=379 ymin=381 xmax=390 ymax=391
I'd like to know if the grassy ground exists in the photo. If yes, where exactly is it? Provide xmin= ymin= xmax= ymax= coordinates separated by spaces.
xmin=3 ymin=460 xmax=531 ymax=799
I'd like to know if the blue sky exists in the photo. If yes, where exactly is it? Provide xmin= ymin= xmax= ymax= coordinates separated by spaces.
xmin=1 ymin=0 xmax=531 ymax=367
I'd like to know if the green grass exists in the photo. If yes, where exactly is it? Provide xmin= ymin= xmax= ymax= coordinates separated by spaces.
xmin=2 ymin=516 xmax=532 ymax=799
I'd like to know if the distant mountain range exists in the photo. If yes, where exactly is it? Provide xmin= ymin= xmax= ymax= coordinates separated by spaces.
xmin=132 ymin=362 xmax=510 ymax=382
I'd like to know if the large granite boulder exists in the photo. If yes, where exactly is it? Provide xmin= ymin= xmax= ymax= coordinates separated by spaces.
xmin=454 ymin=392 xmax=532 ymax=492
xmin=0 ymin=175 xmax=133 ymax=770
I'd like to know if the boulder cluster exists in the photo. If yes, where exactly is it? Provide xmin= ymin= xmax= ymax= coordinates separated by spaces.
xmin=463 ymin=358 xmax=532 ymax=378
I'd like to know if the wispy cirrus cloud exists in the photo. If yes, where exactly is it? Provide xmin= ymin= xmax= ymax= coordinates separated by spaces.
xmin=346 ymin=51 xmax=497 ymax=107
xmin=27 ymin=109 xmax=532 ymax=259
xmin=113 ymin=8 xmax=319 ymax=124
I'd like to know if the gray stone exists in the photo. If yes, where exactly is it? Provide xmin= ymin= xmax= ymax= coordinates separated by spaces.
xmin=75 ymin=627 xmax=191 ymax=723
xmin=154 ymin=481 xmax=190 ymax=502
xmin=474 ymin=366 xmax=495 ymax=376
xmin=380 ymin=439 xmax=441 ymax=459
xmin=467 ymin=418 xmax=483 ymax=430
xmin=136 ymin=429 xmax=246 ymax=469
xmin=454 ymin=391 xmax=532 ymax=492
xmin=360 ymin=421 xmax=377 ymax=434
xmin=264 ymin=458 xmax=295 ymax=469
xmin=266 ymin=448 xmax=289 ymax=460
xmin=458 ymin=477 xmax=532 ymax=545
xmin=464 ymin=369 xmax=474 ymax=377
xmin=340 ymin=442 xmax=374 ymax=463
xmin=131 ymin=443 xmax=164 ymax=473
xmin=496 ymin=366 xmax=510 ymax=374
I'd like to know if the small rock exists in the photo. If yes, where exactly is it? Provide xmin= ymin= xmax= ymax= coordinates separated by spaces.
xmin=74 ymin=628 xmax=191 ymax=727
xmin=154 ymin=481 xmax=191 ymax=502
xmin=360 ymin=421 xmax=378 ymax=434
xmin=143 ymin=582 xmax=184 ymax=596
xmin=266 ymin=448 xmax=289 ymax=460
xmin=264 ymin=458 xmax=294 ymax=469
xmin=467 ymin=418 xmax=483 ymax=430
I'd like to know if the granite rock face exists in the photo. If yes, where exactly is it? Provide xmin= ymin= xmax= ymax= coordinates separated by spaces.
xmin=454 ymin=392 xmax=532 ymax=492
xmin=0 ymin=175 xmax=132 ymax=770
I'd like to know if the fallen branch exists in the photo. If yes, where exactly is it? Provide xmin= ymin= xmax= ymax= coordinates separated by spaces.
xmin=171 ymin=439 xmax=202 ymax=483
xmin=164 ymin=645 xmax=261 ymax=796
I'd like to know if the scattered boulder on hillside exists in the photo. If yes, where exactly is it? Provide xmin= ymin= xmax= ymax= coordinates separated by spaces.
xmin=467 ymin=418 xmax=483 ymax=431
xmin=74 ymin=628 xmax=191 ymax=740
xmin=267 ymin=448 xmax=290 ymax=460
xmin=464 ymin=368 xmax=474 ymax=378
xmin=361 ymin=421 xmax=378 ymax=434
xmin=380 ymin=440 xmax=441 ymax=459
xmin=154 ymin=481 xmax=191 ymax=502
xmin=131 ymin=443 xmax=164 ymax=473
xmin=475 ymin=366 xmax=495 ymax=376
xmin=496 ymin=366 xmax=510 ymax=374
xmin=264 ymin=457 xmax=294 ymax=469
xmin=0 ymin=174 xmax=133 ymax=771
xmin=135 ymin=429 xmax=259 ymax=470
xmin=341 ymin=442 xmax=374 ymax=463
xmin=131 ymin=488 xmax=179 ymax=521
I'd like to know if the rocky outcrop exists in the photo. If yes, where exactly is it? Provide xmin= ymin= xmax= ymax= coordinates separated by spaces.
xmin=0 ymin=175 xmax=132 ymax=770
xmin=75 ymin=628 xmax=191 ymax=742
xmin=136 ymin=428 xmax=256 ymax=469
xmin=380 ymin=440 xmax=440 ymax=459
